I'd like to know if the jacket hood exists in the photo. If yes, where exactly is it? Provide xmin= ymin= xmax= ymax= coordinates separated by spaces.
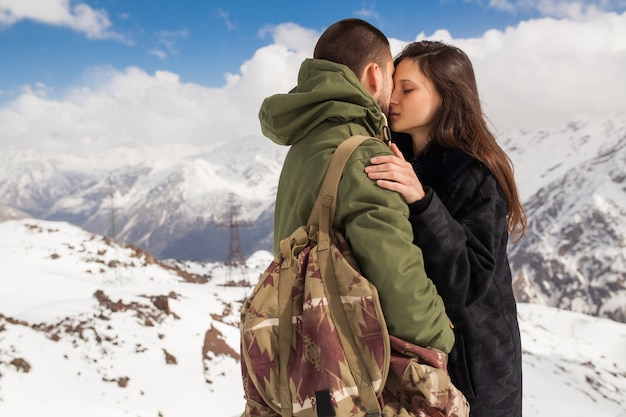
xmin=259 ymin=58 xmax=386 ymax=146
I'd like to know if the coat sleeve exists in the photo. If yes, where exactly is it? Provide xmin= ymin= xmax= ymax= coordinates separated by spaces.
xmin=335 ymin=142 xmax=454 ymax=354
xmin=408 ymin=166 xmax=509 ymax=307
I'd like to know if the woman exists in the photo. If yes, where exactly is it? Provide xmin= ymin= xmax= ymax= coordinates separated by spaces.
xmin=365 ymin=41 xmax=527 ymax=417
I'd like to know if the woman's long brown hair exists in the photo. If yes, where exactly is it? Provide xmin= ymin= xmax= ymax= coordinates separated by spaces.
xmin=395 ymin=41 xmax=527 ymax=239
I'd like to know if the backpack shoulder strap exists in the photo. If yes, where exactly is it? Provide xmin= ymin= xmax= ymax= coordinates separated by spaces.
xmin=306 ymin=134 xmax=387 ymax=416
xmin=306 ymin=135 xmax=376 ymax=230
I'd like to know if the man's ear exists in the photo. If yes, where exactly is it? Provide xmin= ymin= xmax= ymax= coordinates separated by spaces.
xmin=359 ymin=62 xmax=381 ymax=97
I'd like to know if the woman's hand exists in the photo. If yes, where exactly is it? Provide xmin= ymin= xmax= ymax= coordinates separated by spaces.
xmin=366 ymin=143 xmax=425 ymax=204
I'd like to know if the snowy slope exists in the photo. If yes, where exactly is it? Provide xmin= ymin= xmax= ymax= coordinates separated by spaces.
xmin=504 ymin=113 xmax=626 ymax=322
xmin=500 ymin=112 xmax=626 ymax=202
xmin=1 ymin=218 xmax=625 ymax=417
xmin=0 ymin=218 xmax=264 ymax=417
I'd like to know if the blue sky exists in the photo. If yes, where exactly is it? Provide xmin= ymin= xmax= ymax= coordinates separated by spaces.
xmin=1 ymin=0 xmax=625 ymax=152
xmin=0 ymin=0 xmax=539 ymax=92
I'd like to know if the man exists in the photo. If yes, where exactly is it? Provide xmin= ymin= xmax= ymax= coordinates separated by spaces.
xmin=259 ymin=18 xmax=453 ymax=353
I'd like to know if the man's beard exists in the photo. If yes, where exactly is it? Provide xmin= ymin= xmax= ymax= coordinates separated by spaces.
xmin=377 ymin=98 xmax=389 ymax=117
xmin=376 ymin=78 xmax=391 ymax=117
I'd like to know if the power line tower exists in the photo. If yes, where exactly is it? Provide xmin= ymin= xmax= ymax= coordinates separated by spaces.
xmin=107 ymin=178 xmax=117 ymax=240
xmin=218 ymin=193 xmax=252 ymax=282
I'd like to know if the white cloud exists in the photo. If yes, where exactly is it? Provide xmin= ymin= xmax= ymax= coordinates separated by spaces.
xmin=217 ymin=8 xmax=235 ymax=30
xmin=0 ymin=13 xmax=624 ymax=152
xmin=149 ymin=49 xmax=167 ymax=60
xmin=0 ymin=0 xmax=125 ymax=41
xmin=259 ymin=22 xmax=318 ymax=53
xmin=355 ymin=6 xmax=382 ymax=21
xmin=0 ymin=23 xmax=316 ymax=153
xmin=152 ymin=29 xmax=189 ymax=58
xmin=408 ymin=11 xmax=626 ymax=131
xmin=1 ymin=68 xmax=242 ymax=151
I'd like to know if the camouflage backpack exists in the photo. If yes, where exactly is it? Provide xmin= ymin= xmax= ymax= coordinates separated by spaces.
xmin=240 ymin=135 xmax=469 ymax=417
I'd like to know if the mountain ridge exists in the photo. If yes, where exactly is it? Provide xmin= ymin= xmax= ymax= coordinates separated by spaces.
xmin=1 ymin=112 xmax=625 ymax=323
xmin=500 ymin=112 xmax=626 ymax=323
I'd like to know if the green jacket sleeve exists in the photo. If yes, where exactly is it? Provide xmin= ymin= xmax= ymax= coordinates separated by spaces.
xmin=335 ymin=141 xmax=454 ymax=354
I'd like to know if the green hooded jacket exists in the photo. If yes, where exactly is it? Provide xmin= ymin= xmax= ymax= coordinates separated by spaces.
xmin=259 ymin=58 xmax=454 ymax=354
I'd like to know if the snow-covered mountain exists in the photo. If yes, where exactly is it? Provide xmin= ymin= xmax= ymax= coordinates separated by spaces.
xmin=0 ymin=136 xmax=285 ymax=262
xmin=1 ymin=112 xmax=625 ymax=323
xmin=0 ymin=218 xmax=625 ymax=417
xmin=502 ymin=113 xmax=626 ymax=323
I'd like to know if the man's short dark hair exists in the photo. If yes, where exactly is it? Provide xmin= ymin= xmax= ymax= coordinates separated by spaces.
xmin=314 ymin=18 xmax=391 ymax=79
